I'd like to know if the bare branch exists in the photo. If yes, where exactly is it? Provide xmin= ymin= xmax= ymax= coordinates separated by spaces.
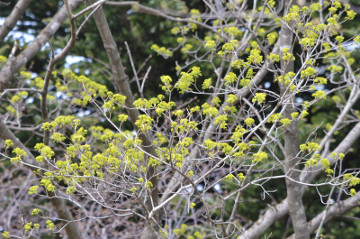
xmin=240 ymin=122 xmax=360 ymax=239
xmin=0 ymin=119 xmax=83 ymax=239
xmin=287 ymin=191 xmax=360 ymax=239
xmin=88 ymin=1 xmax=159 ymax=237
xmin=0 ymin=0 xmax=32 ymax=44
xmin=0 ymin=0 xmax=82 ymax=90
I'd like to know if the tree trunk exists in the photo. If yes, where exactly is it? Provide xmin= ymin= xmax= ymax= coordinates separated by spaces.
xmin=279 ymin=22 xmax=310 ymax=239
xmin=89 ymin=1 xmax=159 ymax=237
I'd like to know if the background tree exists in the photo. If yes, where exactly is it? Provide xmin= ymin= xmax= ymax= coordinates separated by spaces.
xmin=1 ymin=0 xmax=360 ymax=238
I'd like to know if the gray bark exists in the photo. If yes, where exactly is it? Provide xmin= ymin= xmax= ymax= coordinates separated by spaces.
xmin=160 ymin=43 xmax=280 ymax=205
xmin=0 ymin=0 xmax=32 ymax=44
xmin=88 ymin=1 xmax=159 ymax=238
xmin=0 ymin=119 xmax=83 ymax=239
xmin=239 ymin=122 xmax=360 ymax=238
xmin=279 ymin=22 xmax=310 ymax=239
xmin=0 ymin=0 xmax=82 ymax=90
xmin=301 ymin=122 xmax=360 ymax=185
xmin=287 ymin=190 xmax=360 ymax=238
xmin=0 ymin=2 xmax=83 ymax=237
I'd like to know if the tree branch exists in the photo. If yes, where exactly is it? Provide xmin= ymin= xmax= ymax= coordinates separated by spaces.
xmin=0 ymin=0 xmax=82 ymax=90
xmin=0 ymin=119 xmax=83 ymax=239
xmin=0 ymin=0 xmax=32 ymax=44
xmin=88 ymin=1 xmax=159 ymax=237
xmin=240 ymin=122 xmax=360 ymax=239
xmin=279 ymin=18 xmax=309 ymax=239
xmin=287 ymin=191 xmax=360 ymax=238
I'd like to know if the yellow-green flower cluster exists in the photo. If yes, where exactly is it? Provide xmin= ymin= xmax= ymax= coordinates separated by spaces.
xmin=214 ymin=115 xmax=228 ymax=129
xmin=24 ymin=222 xmax=40 ymax=232
xmin=202 ymin=103 xmax=219 ymax=117
xmin=252 ymin=92 xmax=266 ymax=104
xmin=31 ymin=208 xmax=41 ymax=215
xmin=267 ymin=32 xmax=278 ymax=45
xmin=4 ymin=139 xmax=13 ymax=149
xmin=312 ymin=90 xmax=326 ymax=100
xmin=171 ymin=119 xmax=197 ymax=134
xmin=202 ymin=78 xmax=212 ymax=90
xmin=73 ymin=74 xmax=108 ymax=98
xmin=40 ymin=178 xmax=55 ymax=192
xmin=267 ymin=113 xmax=282 ymax=123
xmin=42 ymin=115 xmax=77 ymax=131
xmin=300 ymin=142 xmax=320 ymax=152
xmin=176 ymin=67 xmax=201 ymax=93
xmin=135 ymin=115 xmax=153 ymax=132
xmin=301 ymin=67 xmax=316 ymax=78
xmin=34 ymin=143 xmax=55 ymax=161
xmin=11 ymin=148 xmax=27 ymax=163
xmin=46 ymin=220 xmax=56 ymax=231
xmin=281 ymin=48 xmax=295 ymax=62
xmin=252 ymin=151 xmax=268 ymax=163
xmin=247 ymin=42 xmax=263 ymax=64
xmin=224 ymin=72 xmax=237 ymax=85
xmin=231 ymin=126 xmax=247 ymax=143
xmin=151 ymin=44 xmax=173 ymax=58
xmin=28 ymin=186 xmax=39 ymax=195
xmin=244 ymin=118 xmax=255 ymax=127
xmin=283 ymin=5 xmax=301 ymax=23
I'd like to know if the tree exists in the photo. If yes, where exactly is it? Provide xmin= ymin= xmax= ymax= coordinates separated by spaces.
xmin=1 ymin=0 xmax=360 ymax=238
